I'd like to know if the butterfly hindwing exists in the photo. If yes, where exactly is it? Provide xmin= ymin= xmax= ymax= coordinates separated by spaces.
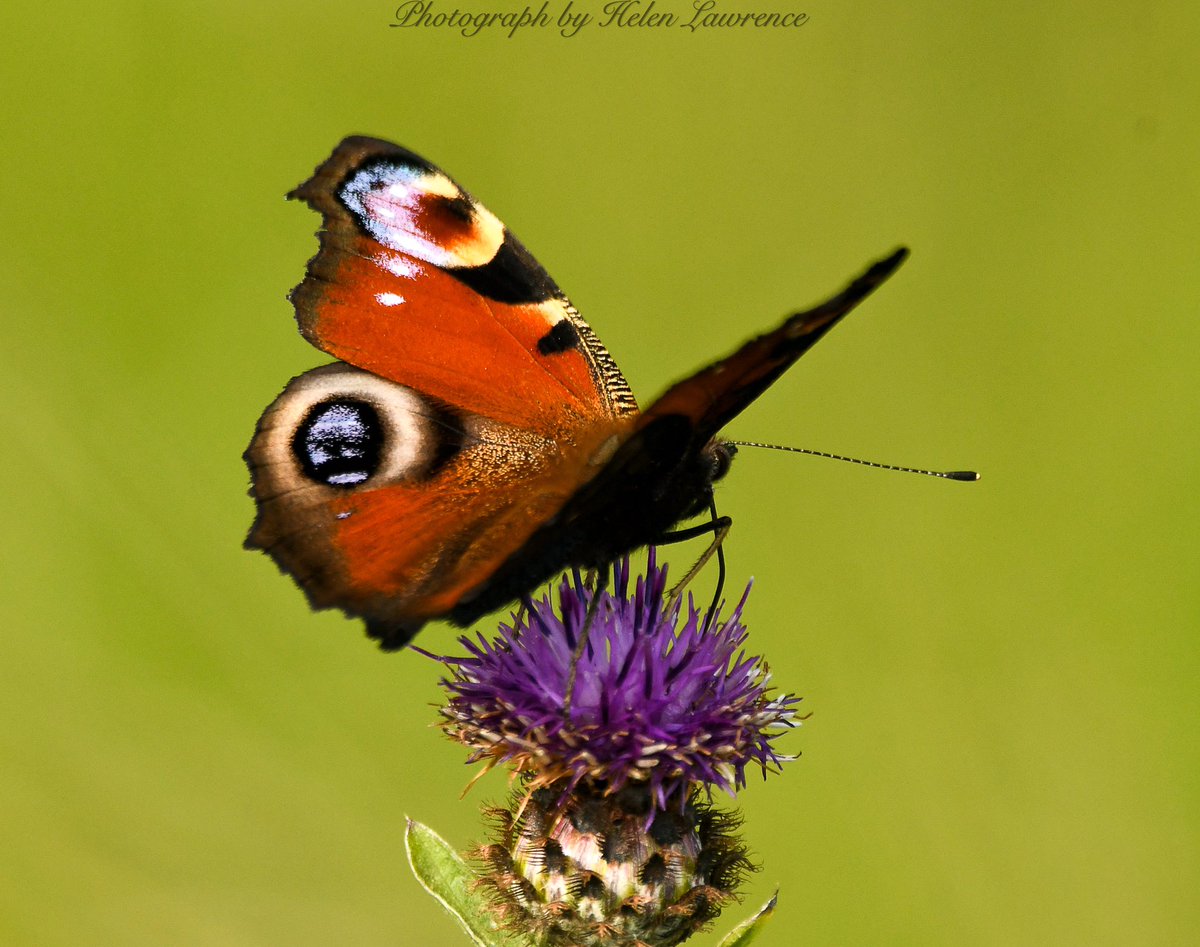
xmin=245 ymin=361 xmax=631 ymax=647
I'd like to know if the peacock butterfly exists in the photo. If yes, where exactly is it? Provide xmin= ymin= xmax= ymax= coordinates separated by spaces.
xmin=245 ymin=136 xmax=909 ymax=649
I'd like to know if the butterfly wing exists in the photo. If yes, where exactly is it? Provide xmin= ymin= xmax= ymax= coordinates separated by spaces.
xmin=639 ymin=247 xmax=909 ymax=439
xmin=246 ymin=138 xmax=638 ymax=646
xmin=288 ymin=136 xmax=637 ymax=429
xmin=448 ymin=250 xmax=910 ymax=626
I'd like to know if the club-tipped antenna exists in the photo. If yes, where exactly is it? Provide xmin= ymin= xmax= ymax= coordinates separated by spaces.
xmin=730 ymin=441 xmax=980 ymax=482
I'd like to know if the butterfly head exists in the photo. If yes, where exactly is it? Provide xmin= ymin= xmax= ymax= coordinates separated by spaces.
xmin=704 ymin=439 xmax=737 ymax=485
xmin=667 ymin=439 xmax=737 ymax=525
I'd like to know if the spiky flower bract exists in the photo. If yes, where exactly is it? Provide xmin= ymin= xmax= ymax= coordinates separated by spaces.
xmin=473 ymin=783 xmax=753 ymax=947
xmin=437 ymin=551 xmax=800 ymax=811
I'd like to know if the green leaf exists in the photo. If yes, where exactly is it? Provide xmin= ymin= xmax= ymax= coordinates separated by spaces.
xmin=715 ymin=892 xmax=778 ymax=947
xmin=404 ymin=817 xmax=530 ymax=947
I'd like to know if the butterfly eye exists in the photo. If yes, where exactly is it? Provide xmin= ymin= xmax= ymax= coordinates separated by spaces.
xmin=293 ymin=399 xmax=384 ymax=488
xmin=705 ymin=441 xmax=737 ymax=484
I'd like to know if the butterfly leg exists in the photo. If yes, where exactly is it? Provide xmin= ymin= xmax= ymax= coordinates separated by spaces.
xmin=656 ymin=499 xmax=732 ymax=630
xmin=563 ymin=560 xmax=612 ymax=716
xmin=366 ymin=618 xmax=425 ymax=652
xmin=510 ymin=599 xmax=531 ymax=639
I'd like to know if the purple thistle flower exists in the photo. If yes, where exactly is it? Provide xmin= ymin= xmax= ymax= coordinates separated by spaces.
xmin=434 ymin=550 xmax=799 ymax=810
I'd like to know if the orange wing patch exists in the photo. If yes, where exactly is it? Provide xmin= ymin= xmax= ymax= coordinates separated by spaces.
xmin=289 ymin=136 xmax=637 ymax=429
xmin=292 ymin=236 xmax=612 ymax=431
xmin=329 ymin=475 xmax=564 ymax=622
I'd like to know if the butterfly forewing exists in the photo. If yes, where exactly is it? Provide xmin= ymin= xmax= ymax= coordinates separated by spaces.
xmin=641 ymin=247 xmax=909 ymax=440
xmin=289 ymin=136 xmax=637 ymax=430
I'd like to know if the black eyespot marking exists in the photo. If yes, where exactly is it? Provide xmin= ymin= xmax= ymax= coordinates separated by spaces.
xmin=450 ymin=231 xmax=558 ymax=304
xmin=293 ymin=399 xmax=383 ymax=488
xmin=438 ymin=192 xmax=474 ymax=224
xmin=537 ymin=319 xmax=580 ymax=356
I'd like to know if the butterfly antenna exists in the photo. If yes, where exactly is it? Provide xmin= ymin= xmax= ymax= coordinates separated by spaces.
xmin=730 ymin=441 xmax=980 ymax=481
xmin=663 ymin=500 xmax=733 ymax=630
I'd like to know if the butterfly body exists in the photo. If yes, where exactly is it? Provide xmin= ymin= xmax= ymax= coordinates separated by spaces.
xmin=245 ymin=136 xmax=907 ymax=648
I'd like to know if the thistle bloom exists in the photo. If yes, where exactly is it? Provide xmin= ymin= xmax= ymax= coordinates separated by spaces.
xmin=438 ymin=551 xmax=798 ymax=809
xmin=430 ymin=552 xmax=799 ymax=946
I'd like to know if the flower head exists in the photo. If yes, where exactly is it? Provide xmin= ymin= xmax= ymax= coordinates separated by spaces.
xmin=436 ymin=551 xmax=799 ymax=810
xmin=425 ymin=552 xmax=801 ymax=946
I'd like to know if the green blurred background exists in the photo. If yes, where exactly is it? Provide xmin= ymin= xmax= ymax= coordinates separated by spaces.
xmin=2 ymin=1 xmax=1196 ymax=944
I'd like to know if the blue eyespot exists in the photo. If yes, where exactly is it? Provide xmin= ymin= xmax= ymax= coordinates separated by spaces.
xmin=293 ymin=399 xmax=383 ymax=488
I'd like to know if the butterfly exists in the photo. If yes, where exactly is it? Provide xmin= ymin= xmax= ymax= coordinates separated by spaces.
xmin=245 ymin=136 xmax=908 ymax=650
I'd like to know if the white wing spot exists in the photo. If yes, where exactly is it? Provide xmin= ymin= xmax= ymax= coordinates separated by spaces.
xmin=379 ymin=253 xmax=422 ymax=280
xmin=376 ymin=292 xmax=406 ymax=307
